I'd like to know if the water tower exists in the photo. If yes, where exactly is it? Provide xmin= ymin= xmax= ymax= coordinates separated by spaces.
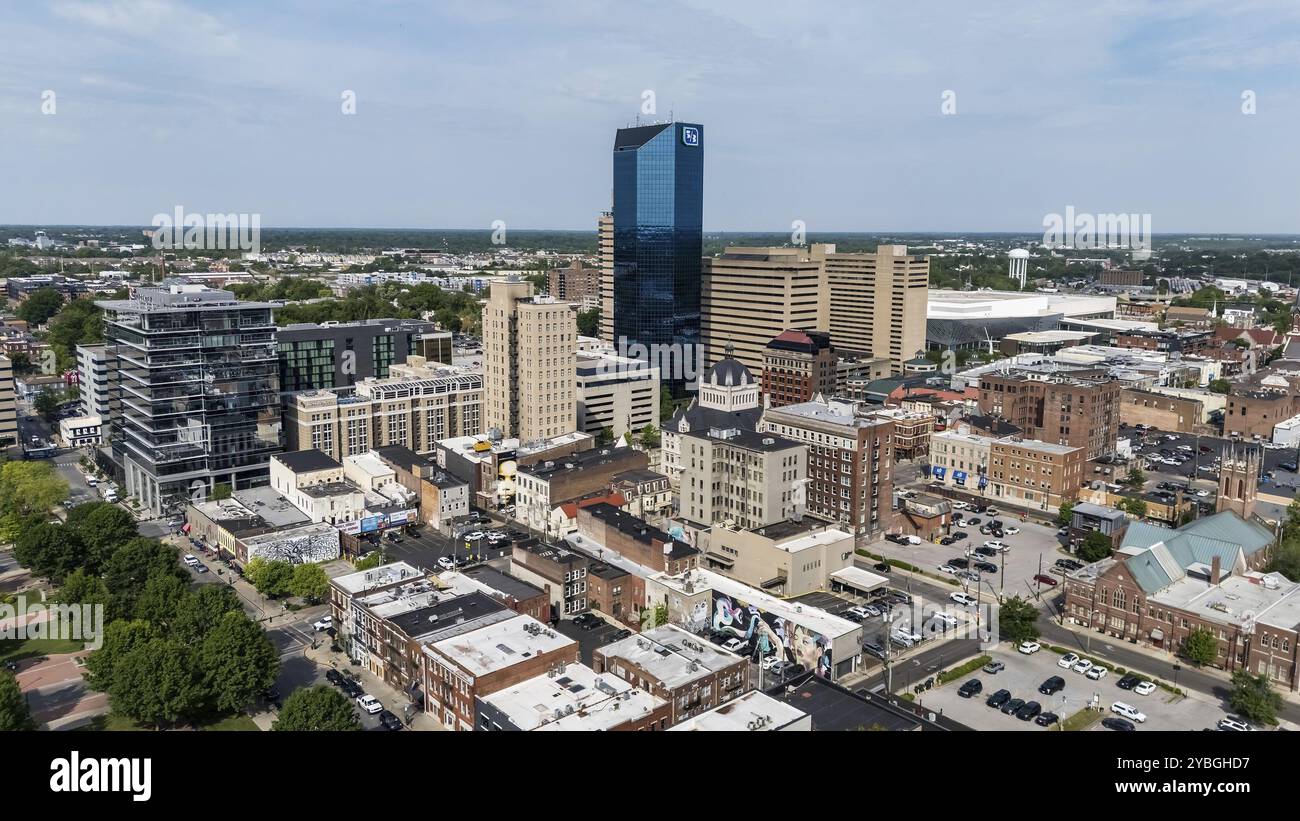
xmin=1008 ymin=249 xmax=1030 ymax=290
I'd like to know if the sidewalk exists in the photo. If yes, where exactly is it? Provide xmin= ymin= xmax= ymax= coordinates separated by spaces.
xmin=301 ymin=641 xmax=445 ymax=731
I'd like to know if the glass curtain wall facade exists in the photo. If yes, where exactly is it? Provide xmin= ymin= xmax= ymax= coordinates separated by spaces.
xmin=612 ymin=121 xmax=704 ymax=396
xmin=98 ymin=285 xmax=281 ymax=514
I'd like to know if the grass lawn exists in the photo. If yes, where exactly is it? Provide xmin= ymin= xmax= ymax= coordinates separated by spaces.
xmin=77 ymin=712 xmax=261 ymax=731
xmin=202 ymin=714 xmax=260 ymax=731
xmin=1062 ymin=708 xmax=1104 ymax=731
xmin=0 ymin=637 xmax=87 ymax=664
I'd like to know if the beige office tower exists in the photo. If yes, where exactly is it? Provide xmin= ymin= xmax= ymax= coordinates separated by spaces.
xmin=827 ymin=244 xmax=929 ymax=371
xmin=0 ymin=355 xmax=16 ymax=448
xmin=597 ymin=211 xmax=615 ymax=342
xmin=482 ymin=278 xmax=577 ymax=442
xmin=701 ymin=246 xmax=830 ymax=376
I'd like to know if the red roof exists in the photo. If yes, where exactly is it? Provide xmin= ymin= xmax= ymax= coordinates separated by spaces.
xmin=558 ymin=492 xmax=626 ymax=520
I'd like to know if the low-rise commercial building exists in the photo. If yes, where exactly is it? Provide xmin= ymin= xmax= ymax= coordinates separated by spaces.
xmin=477 ymin=662 xmax=670 ymax=731
xmin=668 ymin=689 xmax=810 ymax=731
xmin=700 ymin=518 xmax=855 ymax=598
xmin=514 ymin=446 xmax=648 ymax=536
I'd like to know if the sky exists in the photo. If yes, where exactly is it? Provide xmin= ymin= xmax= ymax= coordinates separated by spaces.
xmin=1 ymin=0 xmax=1299 ymax=233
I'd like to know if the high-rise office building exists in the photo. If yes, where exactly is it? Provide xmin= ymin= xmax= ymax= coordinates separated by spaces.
xmin=277 ymin=319 xmax=450 ymax=398
xmin=612 ymin=121 xmax=704 ymax=395
xmin=481 ymin=278 xmax=577 ymax=442
xmin=597 ymin=211 xmax=614 ymax=342
xmin=97 ymin=282 xmax=281 ymax=514
xmin=701 ymin=246 xmax=829 ymax=376
xmin=75 ymin=343 xmax=118 ymax=444
xmin=826 ymin=244 xmax=930 ymax=370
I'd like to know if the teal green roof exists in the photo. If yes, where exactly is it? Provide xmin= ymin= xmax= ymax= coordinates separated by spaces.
xmin=1180 ymin=512 xmax=1273 ymax=556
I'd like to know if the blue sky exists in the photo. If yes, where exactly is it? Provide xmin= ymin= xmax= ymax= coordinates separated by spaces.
xmin=1 ymin=0 xmax=1298 ymax=233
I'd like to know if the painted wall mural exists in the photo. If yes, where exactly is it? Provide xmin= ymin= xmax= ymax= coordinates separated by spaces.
xmin=246 ymin=528 xmax=340 ymax=564
xmin=711 ymin=590 xmax=832 ymax=678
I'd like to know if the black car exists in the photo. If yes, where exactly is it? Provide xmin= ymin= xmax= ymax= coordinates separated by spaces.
xmin=1035 ymin=712 xmax=1059 ymax=727
xmin=952 ymin=531 xmax=968 ymax=541
xmin=958 ymin=679 xmax=983 ymax=698
xmin=949 ymin=557 xmax=970 ymax=569
xmin=344 ymin=680 xmax=364 ymax=698
xmin=974 ymin=561 xmax=998 ymax=574
xmin=1038 ymin=676 xmax=1065 ymax=695
xmin=610 ymin=629 xmax=632 ymax=641
xmin=1282 ymin=462 xmax=1298 ymax=473
xmin=1102 ymin=717 xmax=1136 ymax=731
xmin=985 ymin=689 xmax=1011 ymax=708
xmin=1001 ymin=698 xmax=1025 ymax=715
xmin=939 ymin=536 xmax=955 ymax=546
xmin=572 ymin=613 xmax=598 ymax=628
xmin=709 ymin=630 xmax=733 ymax=645
xmin=966 ymin=517 xmax=981 ymax=525
xmin=378 ymin=709 xmax=403 ymax=731
xmin=1116 ymin=673 xmax=1141 ymax=690
xmin=872 ymin=562 xmax=891 ymax=574
xmin=1015 ymin=701 xmax=1042 ymax=721
xmin=326 ymin=669 xmax=345 ymax=687
xmin=974 ymin=546 xmax=997 ymax=557
xmin=863 ymin=641 xmax=886 ymax=659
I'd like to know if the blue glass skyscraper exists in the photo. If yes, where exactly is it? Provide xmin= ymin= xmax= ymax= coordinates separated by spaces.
xmin=612 ymin=121 xmax=703 ymax=395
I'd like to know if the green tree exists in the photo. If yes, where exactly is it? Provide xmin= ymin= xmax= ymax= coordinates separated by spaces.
xmin=1229 ymin=670 xmax=1282 ymax=726
xmin=172 ymin=585 xmax=243 ymax=645
xmin=199 ymin=611 xmax=279 ymax=713
xmin=45 ymin=297 xmax=104 ymax=371
xmin=595 ymin=427 xmax=615 ymax=446
xmin=107 ymin=638 xmax=207 ymax=728
xmin=102 ymin=538 xmax=185 ymax=616
xmin=353 ymin=551 xmax=383 ymax=571
xmin=13 ymin=522 xmax=85 ymax=583
xmin=209 ymin=483 xmax=233 ymax=501
xmin=1077 ymin=530 xmax=1113 ymax=563
xmin=1120 ymin=497 xmax=1148 ymax=519
xmin=1121 ymin=467 xmax=1146 ymax=489
xmin=34 ymin=389 xmax=61 ymax=423
xmin=83 ymin=619 xmax=155 ymax=692
xmin=1056 ymin=501 xmax=1076 ymax=528
xmin=65 ymin=502 xmax=140 ymax=570
xmin=17 ymin=287 xmax=65 ymax=326
xmin=0 ymin=670 xmax=34 ymax=731
xmin=0 ymin=460 xmax=69 ymax=520
xmin=246 ymin=557 xmax=293 ymax=598
xmin=290 ymin=563 xmax=329 ymax=604
xmin=1180 ymin=626 xmax=1219 ymax=667
xmin=133 ymin=571 xmax=189 ymax=626
xmin=273 ymin=685 xmax=362 ymax=731
xmin=998 ymin=596 xmax=1040 ymax=644
xmin=57 ymin=567 xmax=115 ymax=620
xmin=576 ymin=307 xmax=600 ymax=337
xmin=638 ymin=424 xmax=662 ymax=449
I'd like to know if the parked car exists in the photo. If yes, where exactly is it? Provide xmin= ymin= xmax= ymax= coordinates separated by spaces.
xmin=1015 ymin=700 xmax=1042 ymax=721
xmin=948 ymin=557 xmax=970 ymax=569
xmin=985 ymin=688 xmax=1011 ymax=708
xmin=1033 ymin=574 xmax=1059 ymax=587
xmin=1217 ymin=717 xmax=1252 ymax=731
xmin=1038 ymin=676 xmax=1065 ymax=695
xmin=974 ymin=561 xmax=998 ymax=574
xmin=938 ymin=564 xmax=959 ymax=575
xmin=845 ymin=606 xmax=871 ymax=621
xmin=1116 ymin=674 xmax=1141 ymax=690
xmin=761 ymin=654 xmax=784 ymax=671
xmin=872 ymin=562 xmax=891 ymax=574
xmin=889 ymin=633 xmax=915 ymax=649
xmin=1058 ymin=653 xmax=1080 ymax=669
xmin=939 ymin=536 xmax=955 ymax=546
xmin=952 ymin=531 xmax=968 ymax=541
xmin=863 ymin=641 xmax=886 ymax=659
xmin=1003 ymin=526 xmax=1020 ymax=535
xmin=193 ymin=562 xmax=208 ymax=574
xmin=1018 ymin=641 xmax=1041 ymax=654
xmin=1086 ymin=665 xmax=1108 ymax=681
xmin=722 ymin=638 xmax=746 ymax=653
xmin=1133 ymin=681 xmax=1157 ymax=696
xmin=312 ymin=616 xmax=333 ymax=631
xmin=610 ymin=629 xmax=632 ymax=641
xmin=982 ymin=660 xmax=1005 ymax=674
xmin=1071 ymin=658 xmax=1094 ymax=675
xmin=958 ymin=679 xmax=983 ymax=698
xmin=1000 ymin=697 xmax=1025 ymax=715
xmin=1102 ymin=717 xmax=1136 ymax=731
xmin=356 ymin=694 xmax=383 ymax=715
xmin=1111 ymin=701 xmax=1147 ymax=723
xmin=1035 ymin=712 xmax=1059 ymax=727
xmin=378 ymin=709 xmax=403 ymax=731
xmin=183 ymin=554 xmax=200 ymax=566
xmin=436 ymin=556 xmax=455 ymax=571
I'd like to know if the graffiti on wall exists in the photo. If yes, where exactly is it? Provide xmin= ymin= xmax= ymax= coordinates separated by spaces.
xmin=246 ymin=528 xmax=340 ymax=564
xmin=711 ymin=590 xmax=832 ymax=678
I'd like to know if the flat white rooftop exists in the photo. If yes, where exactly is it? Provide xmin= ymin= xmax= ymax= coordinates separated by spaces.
xmin=331 ymin=561 xmax=424 ymax=595
xmin=481 ymin=662 xmax=665 ymax=731
xmin=595 ymin=624 xmax=743 ymax=690
xmin=668 ymin=690 xmax=809 ymax=731
xmin=430 ymin=614 xmax=575 ymax=678
xmin=651 ymin=568 xmax=861 ymax=639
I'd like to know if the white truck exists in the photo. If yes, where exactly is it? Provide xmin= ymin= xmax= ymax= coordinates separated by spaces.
xmin=99 ymin=483 xmax=119 ymax=503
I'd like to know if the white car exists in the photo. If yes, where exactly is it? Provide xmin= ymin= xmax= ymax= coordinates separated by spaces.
xmin=938 ymin=564 xmax=958 ymax=574
xmin=984 ymin=508 xmax=1000 ymax=516
xmin=950 ymin=592 xmax=977 ymax=607
xmin=1085 ymin=665 xmax=1108 ymax=681
xmin=1133 ymin=680 xmax=1156 ymax=696
xmin=845 ymin=606 xmax=871 ymax=620
xmin=1058 ymin=652 xmax=1080 ymax=669
xmin=1177 ymin=445 xmax=1193 ymax=452
xmin=722 ymin=638 xmax=745 ymax=653
xmin=929 ymin=612 xmax=958 ymax=629
xmin=356 ymin=694 xmax=383 ymax=715
xmin=1071 ymin=658 xmax=1094 ymax=674
xmin=1018 ymin=641 xmax=1041 ymax=654
xmin=183 ymin=554 xmax=200 ymax=566
xmin=1003 ymin=526 xmax=1020 ymax=535
xmin=1217 ymin=717 xmax=1252 ymax=731
xmin=312 ymin=615 xmax=333 ymax=631
xmin=464 ymin=531 xmax=485 ymax=541
xmin=1195 ymin=490 xmax=1209 ymax=497
xmin=436 ymin=556 xmax=455 ymax=571
xmin=982 ymin=540 xmax=1007 ymax=551
xmin=1111 ymin=701 xmax=1147 ymax=723
xmin=761 ymin=654 xmax=784 ymax=671
xmin=951 ymin=500 xmax=969 ymax=510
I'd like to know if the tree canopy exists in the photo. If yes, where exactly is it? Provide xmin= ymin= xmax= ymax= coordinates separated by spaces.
xmin=273 ymin=685 xmax=361 ymax=731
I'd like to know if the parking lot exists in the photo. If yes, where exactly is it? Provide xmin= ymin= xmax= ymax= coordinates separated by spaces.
xmin=872 ymin=517 xmax=1068 ymax=603
xmin=920 ymin=645 xmax=1239 ymax=731
xmin=380 ymin=522 xmax=521 ymax=574
xmin=1125 ymin=423 xmax=1300 ymax=492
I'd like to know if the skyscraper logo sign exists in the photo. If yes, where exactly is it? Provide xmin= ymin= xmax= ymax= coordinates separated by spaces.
xmin=681 ymin=126 xmax=699 ymax=146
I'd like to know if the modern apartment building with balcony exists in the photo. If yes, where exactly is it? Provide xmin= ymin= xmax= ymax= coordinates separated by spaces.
xmin=97 ymin=281 xmax=281 ymax=514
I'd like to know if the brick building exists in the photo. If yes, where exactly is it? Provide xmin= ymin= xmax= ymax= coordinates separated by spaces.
xmin=575 ymin=502 xmax=700 ymax=574
xmin=1119 ymin=388 xmax=1206 ymax=433
xmin=761 ymin=329 xmax=837 ymax=408
xmin=977 ymin=371 xmax=1120 ymax=461
xmin=1225 ymin=389 xmax=1298 ymax=440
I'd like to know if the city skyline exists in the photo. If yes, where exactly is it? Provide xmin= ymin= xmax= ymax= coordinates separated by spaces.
xmin=1 ymin=2 xmax=1298 ymax=233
